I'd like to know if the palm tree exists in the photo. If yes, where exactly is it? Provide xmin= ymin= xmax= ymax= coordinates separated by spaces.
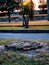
xmin=47 ymin=0 xmax=49 ymax=21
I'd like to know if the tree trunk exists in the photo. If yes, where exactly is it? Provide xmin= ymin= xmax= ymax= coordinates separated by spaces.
xmin=8 ymin=10 xmax=10 ymax=22
xmin=23 ymin=15 xmax=26 ymax=26
xmin=22 ymin=14 xmax=29 ymax=28
xmin=47 ymin=0 xmax=49 ymax=21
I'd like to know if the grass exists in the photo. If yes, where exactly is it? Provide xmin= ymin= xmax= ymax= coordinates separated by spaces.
xmin=1 ymin=60 xmax=48 ymax=65
xmin=0 ymin=39 xmax=49 ymax=65
xmin=0 ymin=39 xmax=49 ymax=45
xmin=0 ymin=51 xmax=49 ymax=65
xmin=0 ymin=39 xmax=24 ymax=45
xmin=0 ymin=26 xmax=49 ymax=30
xmin=0 ymin=39 xmax=34 ymax=45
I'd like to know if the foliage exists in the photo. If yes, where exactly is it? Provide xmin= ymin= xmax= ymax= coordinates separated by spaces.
xmin=0 ymin=0 xmax=19 ymax=11
xmin=0 ymin=52 xmax=49 ymax=65
xmin=0 ymin=0 xmax=20 ymax=22
xmin=23 ymin=1 xmax=34 ymax=20
xmin=23 ymin=1 xmax=34 ymax=14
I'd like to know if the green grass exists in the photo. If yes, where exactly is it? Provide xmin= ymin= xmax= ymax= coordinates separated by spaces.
xmin=0 ymin=39 xmax=34 ymax=45
xmin=0 ymin=39 xmax=24 ymax=45
xmin=1 ymin=61 xmax=48 ymax=65
xmin=0 ymin=51 xmax=49 ymax=65
xmin=0 ymin=26 xmax=49 ymax=30
xmin=0 ymin=39 xmax=49 ymax=65
xmin=0 ymin=39 xmax=49 ymax=45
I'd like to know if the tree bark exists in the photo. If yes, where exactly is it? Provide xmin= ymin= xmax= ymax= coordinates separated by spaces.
xmin=8 ymin=10 xmax=10 ymax=22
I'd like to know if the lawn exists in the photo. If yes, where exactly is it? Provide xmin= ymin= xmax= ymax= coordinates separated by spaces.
xmin=0 ymin=39 xmax=49 ymax=65
xmin=0 ymin=20 xmax=49 ymax=30
xmin=0 ymin=25 xmax=49 ymax=30
xmin=0 ymin=39 xmax=49 ymax=45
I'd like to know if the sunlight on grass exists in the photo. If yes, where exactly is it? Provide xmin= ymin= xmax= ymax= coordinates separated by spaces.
xmin=0 ymin=26 xmax=49 ymax=30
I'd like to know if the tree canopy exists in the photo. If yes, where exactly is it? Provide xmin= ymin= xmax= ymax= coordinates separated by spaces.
xmin=0 ymin=0 xmax=20 ymax=22
xmin=0 ymin=0 xmax=20 ymax=11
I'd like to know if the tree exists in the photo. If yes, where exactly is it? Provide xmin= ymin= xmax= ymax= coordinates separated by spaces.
xmin=0 ymin=0 xmax=20 ymax=22
xmin=0 ymin=0 xmax=6 ymax=11
xmin=23 ymin=0 xmax=34 ymax=20
xmin=22 ymin=0 xmax=34 ymax=28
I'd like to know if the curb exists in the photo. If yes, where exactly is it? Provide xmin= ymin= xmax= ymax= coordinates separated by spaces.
xmin=0 ymin=30 xmax=49 ymax=33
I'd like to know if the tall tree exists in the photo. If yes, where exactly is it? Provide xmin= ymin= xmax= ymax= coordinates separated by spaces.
xmin=0 ymin=0 xmax=20 ymax=22
xmin=29 ymin=0 xmax=34 ymax=20
xmin=22 ymin=0 xmax=34 ymax=28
